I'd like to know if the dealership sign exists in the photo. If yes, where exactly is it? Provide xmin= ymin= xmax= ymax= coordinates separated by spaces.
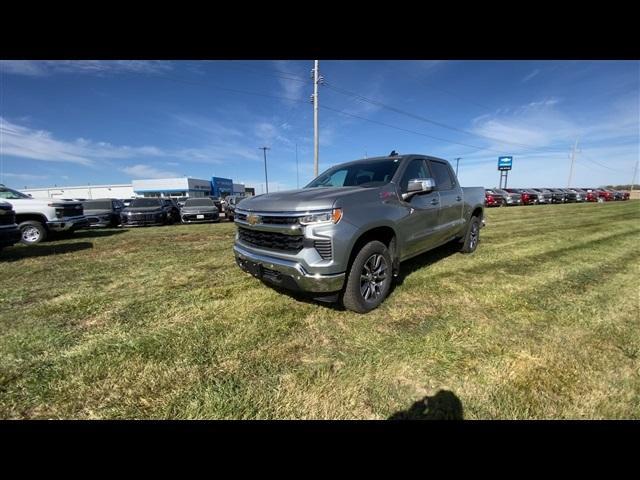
xmin=498 ymin=156 xmax=513 ymax=171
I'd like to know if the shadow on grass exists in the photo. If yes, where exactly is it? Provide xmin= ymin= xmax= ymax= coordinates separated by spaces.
xmin=389 ymin=390 xmax=464 ymax=420
xmin=267 ymin=283 xmax=346 ymax=311
xmin=1 ymin=241 xmax=94 ymax=261
xmin=394 ymin=241 xmax=460 ymax=287
xmin=56 ymin=228 xmax=127 ymax=240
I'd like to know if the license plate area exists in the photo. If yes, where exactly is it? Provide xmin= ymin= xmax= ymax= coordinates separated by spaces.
xmin=197 ymin=214 xmax=204 ymax=219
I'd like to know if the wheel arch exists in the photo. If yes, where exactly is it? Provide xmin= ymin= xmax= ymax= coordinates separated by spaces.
xmin=346 ymin=225 xmax=398 ymax=277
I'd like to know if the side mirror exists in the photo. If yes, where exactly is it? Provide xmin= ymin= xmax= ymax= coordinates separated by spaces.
xmin=402 ymin=178 xmax=436 ymax=200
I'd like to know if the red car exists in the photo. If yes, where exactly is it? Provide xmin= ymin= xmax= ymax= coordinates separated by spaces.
xmin=505 ymin=188 xmax=538 ymax=205
xmin=484 ymin=189 xmax=505 ymax=207
xmin=596 ymin=189 xmax=615 ymax=201
xmin=582 ymin=189 xmax=598 ymax=202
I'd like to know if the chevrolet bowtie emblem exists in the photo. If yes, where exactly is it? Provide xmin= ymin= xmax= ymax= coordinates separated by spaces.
xmin=247 ymin=213 xmax=261 ymax=225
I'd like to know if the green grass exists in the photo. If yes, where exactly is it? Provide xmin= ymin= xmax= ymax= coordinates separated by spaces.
xmin=1 ymin=201 xmax=639 ymax=419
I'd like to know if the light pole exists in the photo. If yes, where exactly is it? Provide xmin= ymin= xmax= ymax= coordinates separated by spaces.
xmin=259 ymin=147 xmax=270 ymax=194
xmin=455 ymin=157 xmax=461 ymax=176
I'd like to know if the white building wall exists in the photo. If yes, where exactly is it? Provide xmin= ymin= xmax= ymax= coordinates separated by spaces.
xmin=22 ymin=184 xmax=135 ymax=199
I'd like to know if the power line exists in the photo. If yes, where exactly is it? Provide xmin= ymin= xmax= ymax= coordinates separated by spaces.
xmin=319 ymin=104 xmax=507 ymax=155
xmin=579 ymin=151 xmax=631 ymax=173
xmin=323 ymin=82 xmax=569 ymax=154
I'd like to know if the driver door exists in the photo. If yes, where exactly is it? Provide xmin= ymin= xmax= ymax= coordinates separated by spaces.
xmin=396 ymin=158 xmax=442 ymax=259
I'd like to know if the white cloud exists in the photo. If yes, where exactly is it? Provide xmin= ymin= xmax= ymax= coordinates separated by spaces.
xmin=0 ymin=117 xmax=170 ymax=166
xmin=122 ymin=164 xmax=180 ymax=179
xmin=0 ymin=60 xmax=172 ymax=77
xmin=1 ymin=172 xmax=49 ymax=181
xmin=521 ymin=69 xmax=540 ymax=83
xmin=273 ymin=61 xmax=306 ymax=103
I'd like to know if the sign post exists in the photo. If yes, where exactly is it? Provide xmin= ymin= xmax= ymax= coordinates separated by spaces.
xmin=498 ymin=156 xmax=513 ymax=188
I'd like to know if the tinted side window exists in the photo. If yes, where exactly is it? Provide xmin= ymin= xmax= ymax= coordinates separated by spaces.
xmin=429 ymin=161 xmax=455 ymax=190
xmin=399 ymin=159 xmax=429 ymax=192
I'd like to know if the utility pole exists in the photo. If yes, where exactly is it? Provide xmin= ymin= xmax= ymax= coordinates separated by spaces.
xmin=311 ymin=60 xmax=320 ymax=177
xmin=455 ymin=157 xmax=462 ymax=176
xmin=567 ymin=137 xmax=578 ymax=187
xmin=295 ymin=142 xmax=299 ymax=189
xmin=259 ymin=147 xmax=270 ymax=194
xmin=631 ymin=158 xmax=639 ymax=192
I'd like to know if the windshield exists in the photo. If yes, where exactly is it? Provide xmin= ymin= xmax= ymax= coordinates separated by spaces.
xmin=130 ymin=199 xmax=162 ymax=208
xmin=0 ymin=186 xmax=31 ymax=200
xmin=184 ymin=199 xmax=215 ymax=207
xmin=83 ymin=200 xmax=112 ymax=210
xmin=305 ymin=159 xmax=401 ymax=188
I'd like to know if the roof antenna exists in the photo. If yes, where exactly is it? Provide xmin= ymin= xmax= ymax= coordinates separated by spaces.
xmin=389 ymin=150 xmax=399 ymax=156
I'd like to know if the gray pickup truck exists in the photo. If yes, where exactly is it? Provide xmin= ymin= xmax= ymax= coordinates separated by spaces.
xmin=233 ymin=153 xmax=485 ymax=313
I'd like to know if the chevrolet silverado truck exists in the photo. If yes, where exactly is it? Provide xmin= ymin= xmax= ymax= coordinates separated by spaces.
xmin=233 ymin=153 xmax=485 ymax=313
xmin=0 ymin=185 xmax=88 ymax=245
xmin=0 ymin=201 xmax=22 ymax=252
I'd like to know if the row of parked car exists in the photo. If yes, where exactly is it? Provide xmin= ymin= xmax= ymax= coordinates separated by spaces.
xmin=0 ymin=183 xmax=246 ymax=250
xmin=484 ymin=187 xmax=631 ymax=207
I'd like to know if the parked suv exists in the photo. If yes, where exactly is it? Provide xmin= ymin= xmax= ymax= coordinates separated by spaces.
xmin=180 ymin=198 xmax=220 ymax=223
xmin=233 ymin=153 xmax=485 ymax=313
xmin=82 ymin=198 xmax=124 ymax=227
xmin=0 ymin=201 xmax=22 ymax=252
xmin=0 ymin=185 xmax=87 ymax=244
xmin=121 ymin=198 xmax=179 ymax=226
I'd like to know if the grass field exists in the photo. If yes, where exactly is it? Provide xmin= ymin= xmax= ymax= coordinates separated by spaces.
xmin=1 ymin=201 xmax=639 ymax=419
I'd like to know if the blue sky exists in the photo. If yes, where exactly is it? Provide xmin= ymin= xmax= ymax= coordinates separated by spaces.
xmin=1 ymin=60 xmax=638 ymax=192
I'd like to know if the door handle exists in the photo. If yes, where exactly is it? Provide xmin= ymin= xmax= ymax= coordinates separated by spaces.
xmin=456 ymin=196 xmax=462 ymax=201
xmin=431 ymin=198 xmax=439 ymax=205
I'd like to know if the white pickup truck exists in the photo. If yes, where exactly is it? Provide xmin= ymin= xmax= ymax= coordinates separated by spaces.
xmin=0 ymin=185 xmax=88 ymax=244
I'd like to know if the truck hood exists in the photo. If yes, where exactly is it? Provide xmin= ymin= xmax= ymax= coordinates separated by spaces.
xmin=237 ymin=186 xmax=376 ymax=212
xmin=6 ymin=198 xmax=82 ymax=207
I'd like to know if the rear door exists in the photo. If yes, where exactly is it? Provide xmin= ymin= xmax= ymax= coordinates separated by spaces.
xmin=396 ymin=158 xmax=442 ymax=258
xmin=427 ymin=159 xmax=465 ymax=241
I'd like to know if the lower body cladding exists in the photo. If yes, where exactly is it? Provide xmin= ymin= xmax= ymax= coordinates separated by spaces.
xmin=181 ymin=212 xmax=219 ymax=223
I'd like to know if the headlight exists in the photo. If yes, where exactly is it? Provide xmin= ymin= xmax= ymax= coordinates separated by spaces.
xmin=299 ymin=208 xmax=343 ymax=225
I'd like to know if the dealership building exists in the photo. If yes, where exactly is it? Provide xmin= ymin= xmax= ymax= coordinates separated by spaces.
xmin=21 ymin=177 xmax=251 ymax=200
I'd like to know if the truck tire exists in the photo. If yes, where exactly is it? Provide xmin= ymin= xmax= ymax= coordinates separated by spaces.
xmin=19 ymin=220 xmax=47 ymax=245
xmin=459 ymin=215 xmax=481 ymax=254
xmin=342 ymin=240 xmax=392 ymax=313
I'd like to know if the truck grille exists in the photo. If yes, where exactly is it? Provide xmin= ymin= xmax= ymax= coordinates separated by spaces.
xmin=238 ymin=226 xmax=303 ymax=252
xmin=236 ymin=212 xmax=299 ymax=225
xmin=314 ymin=239 xmax=332 ymax=260
xmin=56 ymin=204 xmax=84 ymax=218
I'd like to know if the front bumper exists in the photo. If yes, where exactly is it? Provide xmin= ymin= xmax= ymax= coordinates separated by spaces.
xmin=181 ymin=212 xmax=220 ymax=223
xmin=0 ymin=226 xmax=22 ymax=247
xmin=234 ymin=243 xmax=345 ymax=293
xmin=121 ymin=213 xmax=165 ymax=226
xmin=47 ymin=216 xmax=89 ymax=232
xmin=86 ymin=214 xmax=118 ymax=227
